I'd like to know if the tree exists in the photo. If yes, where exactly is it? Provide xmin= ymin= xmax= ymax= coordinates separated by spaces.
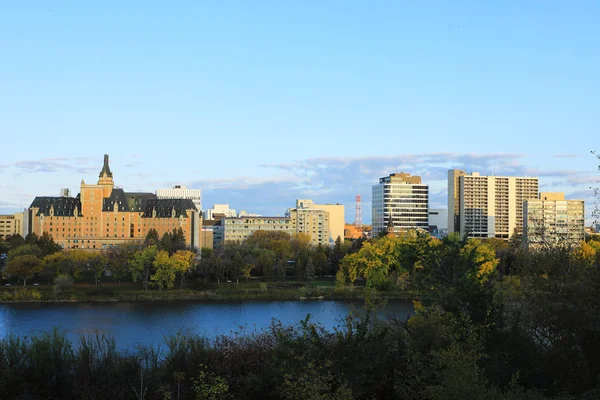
xmin=171 ymin=228 xmax=186 ymax=252
xmin=214 ymin=255 xmax=224 ymax=284
xmin=329 ymin=236 xmax=344 ymax=273
xmin=8 ymin=244 xmax=43 ymax=260
xmin=258 ymin=250 xmax=275 ymax=281
xmin=229 ymin=251 xmax=243 ymax=281
xmin=312 ymin=251 xmax=328 ymax=279
xmin=88 ymin=254 xmax=107 ymax=286
xmin=145 ymin=229 xmax=159 ymax=246
xmin=36 ymin=232 xmax=62 ymax=257
xmin=62 ymin=251 xmax=90 ymax=279
xmin=160 ymin=232 xmax=173 ymax=253
xmin=129 ymin=245 xmax=158 ymax=290
xmin=106 ymin=245 xmax=138 ymax=283
xmin=171 ymin=250 xmax=196 ymax=288
xmin=305 ymin=256 xmax=316 ymax=281
xmin=275 ymin=259 xmax=287 ymax=282
xmin=152 ymin=250 xmax=176 ymax=291
xmin=8 ymin=234 xmax=25 ymax=250
xmin=242 ymin=264 xmax=254 ymax=282
xmin=192 ymin=365 xmax=230 ymax=400
xmin=3 ymin=254 xmax=42 ymax=286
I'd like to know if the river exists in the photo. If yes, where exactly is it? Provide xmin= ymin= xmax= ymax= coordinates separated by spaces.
xmin=0 ymin=300 xmax=413 ymax=349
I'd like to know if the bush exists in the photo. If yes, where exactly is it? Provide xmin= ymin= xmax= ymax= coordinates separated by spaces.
xmin=259 ymin=283 xmax=268 ymax=293
xmin=54 ymin=274 xmax=74 ymax=293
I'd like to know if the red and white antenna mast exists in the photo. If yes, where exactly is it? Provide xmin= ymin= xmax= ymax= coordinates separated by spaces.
xmin=355 ymin=195 xmax=362 ymax=227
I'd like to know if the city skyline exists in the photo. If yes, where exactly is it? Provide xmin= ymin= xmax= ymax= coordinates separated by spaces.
xmin=0 ymin=152 xmax=597 ymax=225
xmin=1 ymin=2 xmax=599 ymax=222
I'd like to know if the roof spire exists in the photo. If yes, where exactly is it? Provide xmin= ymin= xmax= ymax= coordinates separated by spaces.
xmin=99 ymin=154 xmax=113 ymax=178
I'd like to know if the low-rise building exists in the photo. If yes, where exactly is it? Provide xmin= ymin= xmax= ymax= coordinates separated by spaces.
xmin=0 ymin=214 xmax=23 ymax=240
xmin=523 ymin=192 xmax=585 ymax=247
xmin=222 ymin=216 xmax=293 ymax=243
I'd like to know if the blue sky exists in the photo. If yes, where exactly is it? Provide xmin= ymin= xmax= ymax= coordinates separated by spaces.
xmin=1 ymin=1 xmax=599 ymax=223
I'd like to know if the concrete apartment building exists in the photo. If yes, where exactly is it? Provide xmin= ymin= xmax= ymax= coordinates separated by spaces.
xmin=523 ymin=192 xmax=585 ymax=247
xmin=156 ymin=185 xmax=202 ymax=212
xmin=203 ymin=204 xmax=238 ymax=220
xmin=372 ymin=173 xmax=429 ymax=237
xmin=448 ymin=170 xmax=539 ymax=239
xmin=222 ymin=216 xmax=293 ymax=243
xmin=27 ymin=155 xmax=202 ymax=250
xmin=0 ymin=212 xmax=24 ymax=240
xmin=288 ymin=199 xmax=345 ymax=246
xmin=287 ymin=206 xmax=330 ymax=246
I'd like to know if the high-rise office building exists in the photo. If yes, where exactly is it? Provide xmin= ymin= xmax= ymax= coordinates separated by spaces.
xmin=448 ymin=170 xmax=539 ymax=239
xmin=372 ymin=173 xmax=429 ymax=237
xmin=156 ymin=185 xmax=202 ymax=212
xmin=523 ymin=192 xmax=585 ymax=247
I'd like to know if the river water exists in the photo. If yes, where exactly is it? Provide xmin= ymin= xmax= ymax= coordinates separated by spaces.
xmin=0 ymin=300 xmax=413 ymax=349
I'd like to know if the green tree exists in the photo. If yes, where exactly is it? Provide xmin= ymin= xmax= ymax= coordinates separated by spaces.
xmin=129 ymin=245 xmax=158 ymax=290
xmin=152 ymin=250 xmax=176 ymax=291
xmin=145 ymin=229 xmax=159 ymax=246
xmin=36 ymin=232 xmax=62 ymax=257
xmin=192 ymin=365 xmax=230 ymax=400
xmin=305 ymin=256 xmax=316 ymax=281
xmin=258 ymin=250 xmax=275 ymax=281
xmin=160 ymin=232 xmax=173 ymax=253
xmin=3 ymin=254 xmax=42 ymax=286
xmin=8 ymin=234 xmax=25 ymax=250
xmin=171 ymin=228 xmax=186 ymax=252
xmin=275 ymin=259 xmax=287 ymax=281
xmin=88 ymin=253 xmax=107 ymax=286
xmin=229 ymin=251 xmax=243 ymax=281
xmin=329 ymin=236 xmax=344 ymax=273
xmin=8 ymin=244 xmax=43 ymax=260
xmin=214 ymin=255 xmax=224 ymax=284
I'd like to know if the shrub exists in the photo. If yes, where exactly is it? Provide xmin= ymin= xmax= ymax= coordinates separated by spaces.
xmin=54 ymin=274 xmax=74 ymax=293
xmin=259 ymin=283 xmax=268 ymax=293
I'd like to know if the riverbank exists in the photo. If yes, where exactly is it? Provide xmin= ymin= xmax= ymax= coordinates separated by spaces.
xmin=0 ymin=281 xmax=420 ymax=303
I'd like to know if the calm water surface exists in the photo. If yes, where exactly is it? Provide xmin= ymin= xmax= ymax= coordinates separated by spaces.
xmin=0 ymin=300 xmax=412 ymax=349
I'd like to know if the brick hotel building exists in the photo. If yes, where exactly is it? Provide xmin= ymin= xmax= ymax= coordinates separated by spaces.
xmin=27 ymin=155 xmax=202 ymax=250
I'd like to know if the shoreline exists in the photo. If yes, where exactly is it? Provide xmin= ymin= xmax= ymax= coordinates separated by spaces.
xmin=0 ymin=286 xmax=420 ymax=304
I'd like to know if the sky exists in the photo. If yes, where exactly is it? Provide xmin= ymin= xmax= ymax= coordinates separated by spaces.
xmin=1 ymin=1 xmax=599 ymax=224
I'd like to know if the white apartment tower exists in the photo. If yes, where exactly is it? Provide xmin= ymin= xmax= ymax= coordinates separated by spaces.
xmin=448 ymin=170 xmax=539 ymax=239
xmin=156 ymin=185 xmax=202 ymax=211
xmin=372 ymin=173 xmax=429 ymax=236
xmin=523 ymin=192 xmax=585 ymax=247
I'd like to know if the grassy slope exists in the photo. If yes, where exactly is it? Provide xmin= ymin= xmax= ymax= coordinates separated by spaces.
xmin=0 ymin=280 xmax=419 ymax=302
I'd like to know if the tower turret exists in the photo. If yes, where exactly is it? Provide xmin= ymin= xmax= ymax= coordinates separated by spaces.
xmin=97 ymin=154 xmax=114 ymax=194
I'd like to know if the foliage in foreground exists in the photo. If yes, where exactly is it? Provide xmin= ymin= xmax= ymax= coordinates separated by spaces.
xmin=2 ymin=242 xmax=600 ymax=400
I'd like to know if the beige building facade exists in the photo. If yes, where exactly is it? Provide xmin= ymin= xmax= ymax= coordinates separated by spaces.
xmin=0 ymin=213 xmax=24 ymax=240
xmin=523 ymin=192 xmax=585 ymax=247
xmin=27 ymin=155 xmax=202 ymax=250
xmin=222 ymin=216 xmax=293 ymax=243
xmin=448 ymin=170 xmax=539 ymax=239
xmin=290 ymin=199 xmax=345 ymax=246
